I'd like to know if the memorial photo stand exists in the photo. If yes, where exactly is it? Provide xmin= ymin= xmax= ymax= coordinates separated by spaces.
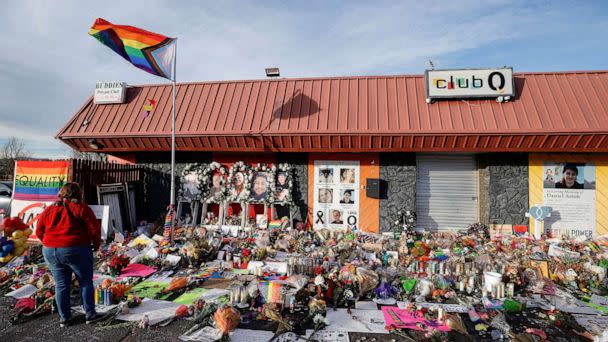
xmin=176 ymin=199 xmax=199 ymax=228
xmin=200 ymin=199 xmax=225 ymax=229
xmin=222 ymin=201 xmax=248 ymax=237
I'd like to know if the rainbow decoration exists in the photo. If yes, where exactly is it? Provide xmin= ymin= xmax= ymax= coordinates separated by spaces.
xmin=163 ymin=205 xmax=174 ymax=242
xmin=89 ymin=18 xmax=176 ymax=80
xmin=267 ymin=281 xmax=284 ymax=304
xmin=142 ymin=98 xmax=157 ymax=118
xmin=13 ymin=160 xmax=69 ymax=201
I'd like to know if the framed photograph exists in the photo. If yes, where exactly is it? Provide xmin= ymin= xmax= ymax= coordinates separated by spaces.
xmin=176 ymin=200 xmax=198 ymax=227
xmin=318 ymin=188 xmax=333 ymax=204
xmin=318 ymin=168 xmax=334 ymax=183
xmin=179 ymin=164 xmax=204 ymax=201
xmin=231 ymin=171 xmax=247 ymax=199
xmin=275 ymin=171 xmax=291 ymax=202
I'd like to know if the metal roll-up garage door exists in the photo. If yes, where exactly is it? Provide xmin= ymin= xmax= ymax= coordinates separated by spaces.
xmin=416 ymin=154 xmax=478 ymax=230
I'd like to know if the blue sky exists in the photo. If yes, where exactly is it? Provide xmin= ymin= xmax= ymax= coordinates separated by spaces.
xmin=0 ymin=0 xmax=606 ymax=158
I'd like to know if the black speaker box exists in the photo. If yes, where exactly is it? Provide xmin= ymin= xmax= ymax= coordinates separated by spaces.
xmin=366 ymin=178 xmax=386 ymax=199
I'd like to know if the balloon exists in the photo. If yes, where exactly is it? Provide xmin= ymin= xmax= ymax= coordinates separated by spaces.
xmin=0 ymin=254 xmax=13 ymax=263
xmin=2 ymin=244 xmax=14 ymax=254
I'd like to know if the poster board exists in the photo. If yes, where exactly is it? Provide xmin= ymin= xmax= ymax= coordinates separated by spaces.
xmin=10 ymin=199 xmax=54 ymax=239
xmin=313 ymin=160 xmax=360 ymax=230
xmin=10 ymin=201 xmax=110 ymax=242
xmin=542 ymin=162 xmax=596 ymax=239
xmin=89 ymin=205 xmax=110 ymax=240
xmin=529 ymin=154 xmax=608 ymax=237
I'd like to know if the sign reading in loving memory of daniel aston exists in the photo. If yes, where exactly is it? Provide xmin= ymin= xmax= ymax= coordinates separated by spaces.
xmin=542 ymin=162 xmax=596 ymax=239
xmin=313 ymin=160 xmax=360 ymax=231
xmin=425 ymin=67 xmax=514 ymax=100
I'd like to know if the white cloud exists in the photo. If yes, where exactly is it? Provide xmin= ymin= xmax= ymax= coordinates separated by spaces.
xmin=0 ymin=0 xmax=606 ymax=158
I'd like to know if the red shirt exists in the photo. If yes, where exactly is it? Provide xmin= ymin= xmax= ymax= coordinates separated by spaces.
xmin=36 ymin=201 xmax=101 ymax=250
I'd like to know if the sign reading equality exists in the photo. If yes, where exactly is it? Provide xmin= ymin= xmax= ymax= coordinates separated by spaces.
xmin=425 ymin=67 xmax=514 ymax=100
xmin=12 ymin=160 xmax=69 ymax=201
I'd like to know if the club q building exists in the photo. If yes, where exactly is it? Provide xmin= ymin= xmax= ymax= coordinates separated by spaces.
xmin=57 ymin=67 xmax=608 ymax=237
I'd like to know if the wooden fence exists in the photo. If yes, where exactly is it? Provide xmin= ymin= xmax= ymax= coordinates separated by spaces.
xmin=69 ymin=159 xmax=172 ymax=221
xmin=70 ymin=159 xmax=143 ymax=205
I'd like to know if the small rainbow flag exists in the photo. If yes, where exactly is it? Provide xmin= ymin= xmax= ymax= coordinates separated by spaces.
xmin=89 ymin=18 xmax=176 ymax=80
xmin=163 ymin=205 xmax=174 ymax=242
xmin=13 ymin=160 xmax=69 ymax=201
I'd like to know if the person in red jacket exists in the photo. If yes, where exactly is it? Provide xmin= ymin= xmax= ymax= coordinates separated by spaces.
xmin=37 ymin=182 xmax=101 ymax=327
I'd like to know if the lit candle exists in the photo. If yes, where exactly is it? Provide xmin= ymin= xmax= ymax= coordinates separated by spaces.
xmin=506 ymin=283 xmax=514 ymax=298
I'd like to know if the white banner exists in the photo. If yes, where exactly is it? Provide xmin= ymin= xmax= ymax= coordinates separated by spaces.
xmin=542 ymin=162 xmax=596 ymax=239
xmin=313 ymin=160 xmax=359 ymax=231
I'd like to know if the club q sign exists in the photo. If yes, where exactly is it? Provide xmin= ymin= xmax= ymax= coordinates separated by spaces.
xmin=425 ymin=67 xmax=514 ymax=101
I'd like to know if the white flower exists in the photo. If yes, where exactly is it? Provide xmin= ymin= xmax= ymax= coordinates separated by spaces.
xmin=313 ymin=314 xmax=328 ymax=325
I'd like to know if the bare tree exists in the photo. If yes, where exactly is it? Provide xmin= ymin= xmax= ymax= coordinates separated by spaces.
xmin=0 ymin=137 xmax=32 ymax=180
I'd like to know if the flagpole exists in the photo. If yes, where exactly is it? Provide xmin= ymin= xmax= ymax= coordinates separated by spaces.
xmin=170 ymin=39 xmax=177 ymax=244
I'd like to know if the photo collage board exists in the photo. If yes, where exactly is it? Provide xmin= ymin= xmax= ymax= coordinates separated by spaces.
xmin=313 ymin=160 xmax=360 ymax=231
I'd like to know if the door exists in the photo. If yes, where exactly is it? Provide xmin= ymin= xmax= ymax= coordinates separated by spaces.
xmin=416 ymin=154 xmax=478 ymax=230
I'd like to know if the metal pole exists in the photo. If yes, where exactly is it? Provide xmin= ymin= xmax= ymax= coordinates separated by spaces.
xmin=170 ymin=39 xmax=178 ymax=243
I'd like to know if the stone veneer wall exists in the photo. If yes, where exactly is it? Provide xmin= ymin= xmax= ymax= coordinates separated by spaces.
xmin=379 ymin=153 xmax=417 ymax=232
xmin=477 ymin=153 xmax=529 ymax=225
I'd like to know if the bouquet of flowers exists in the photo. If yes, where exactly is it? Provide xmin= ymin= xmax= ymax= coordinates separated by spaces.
xmin=108 ymin=255 xmax=130 ymax=276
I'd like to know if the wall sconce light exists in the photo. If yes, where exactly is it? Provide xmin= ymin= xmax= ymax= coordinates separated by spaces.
xmin=88 ymin=138 xmax=99 ymax=150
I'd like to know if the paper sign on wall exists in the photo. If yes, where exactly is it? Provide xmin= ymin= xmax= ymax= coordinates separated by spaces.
xmin=542 ymin=162 xmax=596 ymax=239
xmin=313 ymin=160 xmax=360 ymax=231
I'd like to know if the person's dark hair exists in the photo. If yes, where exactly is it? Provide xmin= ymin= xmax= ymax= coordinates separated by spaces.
xmin=57 ymin=182 xmax=83 ymax=203
xmin=343 ymin=190 xmax=353 ymax=196
xmin=563 ymin=163 xmax=579 ymax=175
xmin=321 ymin=169 xmax=330 ymax=175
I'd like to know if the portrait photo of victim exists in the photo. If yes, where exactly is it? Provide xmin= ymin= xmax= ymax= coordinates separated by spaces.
xmin=340 ymin=168 xmax=355 ymax=184
xmin=230 ymin=171 xmax=246 ymax=199
xmin=330 ymin=209 xmax=343 ymax=224
xmin=250 ymin=172 xmax=269 ymax=201
xmin=275 ymin=171 xmax=290 ymax=202
xmin=340 ymin=189 xmax=355 ymax=204
xmin=182 ymin=171 xmax=201 ymax=200
xmin=318 ymin=188 xmax=333 ymax=204
xmin=318 ymin=168 xmax=333 ymax=183
xmin=208 ymin=171 xmax=222 ymax=199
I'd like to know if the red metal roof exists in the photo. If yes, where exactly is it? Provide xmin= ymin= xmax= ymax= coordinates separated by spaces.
xmin=56 ymin=70 xmax=608 ymax=152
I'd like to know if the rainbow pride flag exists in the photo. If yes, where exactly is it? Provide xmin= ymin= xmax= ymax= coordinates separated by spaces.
xmin=13 ymin=160 xmax=69 ymax=201
xmin=89 ymin=18 xmax=176 ymax=80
